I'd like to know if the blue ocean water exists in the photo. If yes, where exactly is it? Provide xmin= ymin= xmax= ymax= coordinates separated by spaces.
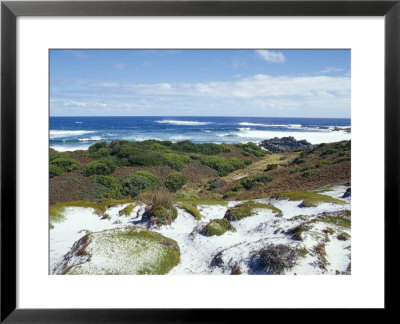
xmin=50 ymin=116 xmax=351 ymax=151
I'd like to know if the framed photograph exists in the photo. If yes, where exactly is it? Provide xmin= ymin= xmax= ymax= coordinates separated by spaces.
xmin=1 ymin=0 xmax=398 ymax=321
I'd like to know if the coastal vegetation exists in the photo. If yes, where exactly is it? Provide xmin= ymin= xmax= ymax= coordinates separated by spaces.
xmin=49 ymin=139 xmax=351 ymax=275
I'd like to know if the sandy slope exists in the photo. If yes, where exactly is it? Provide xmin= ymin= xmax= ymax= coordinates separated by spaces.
xmin=50 ymin=186 xmax=351 ymax=275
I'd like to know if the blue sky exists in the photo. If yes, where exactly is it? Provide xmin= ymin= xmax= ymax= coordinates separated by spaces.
xmin=50 ymin=49 xmax=350 ymax=118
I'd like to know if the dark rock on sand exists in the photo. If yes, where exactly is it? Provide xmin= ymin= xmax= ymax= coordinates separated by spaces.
xmin=342 ymin=187 xmax=351 ymax=198
xmin=259 ymin=136 xmax=312 ymax=153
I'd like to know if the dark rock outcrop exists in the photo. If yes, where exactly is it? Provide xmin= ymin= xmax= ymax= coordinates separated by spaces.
xmin=342 ymin=187 xmax=351 ymax=198
xmin=259 ymin=136 xmax=312 ymax=153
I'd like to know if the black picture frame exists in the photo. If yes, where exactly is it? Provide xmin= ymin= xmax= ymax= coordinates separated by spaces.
xmin=1 ymin=0 xmax=399 ymax=322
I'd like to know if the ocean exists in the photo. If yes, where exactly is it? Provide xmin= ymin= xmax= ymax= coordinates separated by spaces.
xmin=50 ymin=116 xmax=351 ymax=152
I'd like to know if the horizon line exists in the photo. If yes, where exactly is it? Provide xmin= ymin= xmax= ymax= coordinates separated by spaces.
xmin=50 ymin=115 xmax=351 ymax=119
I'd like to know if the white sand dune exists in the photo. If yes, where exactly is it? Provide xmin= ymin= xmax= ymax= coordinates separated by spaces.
xmin=50 ymin=186 xmax=351 ymax=275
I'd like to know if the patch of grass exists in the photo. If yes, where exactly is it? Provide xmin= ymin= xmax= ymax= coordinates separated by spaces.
xmin=290 ymin=165 xmax=316 ymax=174
xmin=337 ymin=232 xmax=351 ymax=241
xmin=335 ymin=156 xmax=351 ymax=163
xmin=320 ymin=216 xmax=351 ymax=229
xmin=201 ymin=218 xmax=236 ymax=236
xmin=323 ymin=227 xmax=335 ymax=235
xmin=225 ymin=201 xmax=282 ymax=221
xmin=297 ymin=246 xmax=309 ymax=258
xmin=223 ymin=191 xmax=237 ymax=199
xmin=50 ymin=198 xmax=135 ymax=222
xmin=291 ymin=223 xmax=312 ymax=241
xmin=119 ymin=204 xmax=135 ymax=217
xmin=313 ymin=243 xmax=329 ymax=267
xmin=178 ymin=203 xmax=202 ymax=220
xmin=320 ymin=148 xmax=338 ymax=157
xmin=174 ymin=194 xmax=227 ymax=206
xmin=274 ymin=190 xmax=347 ymax=207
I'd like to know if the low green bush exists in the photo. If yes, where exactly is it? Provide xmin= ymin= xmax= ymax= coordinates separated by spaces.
xmin=223 ymin=191 xmax=237 ymax=198
xmin=292 ymin=157 xmax=306 ymax=165
xmin=231 ymin=183 xmax=243 ymax=192
xmin=164 ymin=173 xmax=187 ymax=192
xmin=50 ymin=157 xmax=80 ymax=172
xmin=234 ymin=142 xmax=268 ymax=157
xmin=201 ymin=218 xmax=236 ymax=236
xmin=265 ymin=164 xmax=278 ymax=171
xmin=49 ymin=164 xmax=64 ymax=178
xmin=122 ymin=171 xmax=161 ymax=197
xmin=240 ymin=174 xmax=273 ymax=190
xmin=163 ymin=153 xmax=190 ymax=171
xmin=145 ymin=205 xmax=178 ymax=226
xmin=321 ymin=148 xmax=338 ymax=157
xmin=83 ymin=161 xmax=111 ymax=176
xmin=198 ymin=156 xmax=247 ymax=176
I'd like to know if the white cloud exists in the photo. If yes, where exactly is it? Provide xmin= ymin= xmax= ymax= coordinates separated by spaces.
xmin=51 ymin=73 xmax=350 ymax=117
xmin=111 ymin=62 xmax=126 ymax=70
xmin=318 ymin=66 xmax=345 ymax=74
xmin=121 ymin=74 xmax=349 ymax=101
xmin=256 ymin=50 xmax=286 ymax=63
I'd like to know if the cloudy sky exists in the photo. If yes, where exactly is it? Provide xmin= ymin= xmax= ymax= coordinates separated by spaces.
xmin=50 ymin=49 xmax=350 ymax=118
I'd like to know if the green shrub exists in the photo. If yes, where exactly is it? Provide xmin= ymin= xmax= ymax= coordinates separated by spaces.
xmin=240 ymin=174 xmax=273 ymax=190
xmin=88 ymin=142 xmax=108 ymax=156
xmin=265 ymin=164 xmax=278 ymax=171
xmin=201 ymin=218 xmax=236 ymax=236
xmin=49 ymin=149 xmax=69 ymax=162
xmin=279 ymin=156 xmax=287 ymax=161
xmin=49 ymin=164 xmax=64 ymax=178
xmin=50 ymin=157 xmax=80 ymax=172
xmin=122 ymin=171 xmax=161 ymax=197
xmin=231 ymin=183 xmax=243 ymax=192
xmin=320 ymin=148 xmax=338 ymax=157
xmin=335 ymin=156 xmax=351 ymax=163
xmin=242 ymin=158 xmax=252 ymax=166
xmin=144 ymin=205 xmax=178 ymax=226
xmin=290 ymin=165 xmax=316 ymax=174
xmin=164 ymin=173 xmax=187 ymax=192
xmin=292 ymin=157 xmax=306 ymax=165
xmin=208 ymin=179 xmax=217 ymax=190
xmin=83 ymin=161 xmax=111 ymax=176
xmin=223 ymin=191 xmax=237 ymax=198
xmin=99 ymin=156 xmax=118 ymax=172
xmin=240 ymin=178 xmax=255 ymax=190
xmin=234 ymin=142 xmax=268 ymax=157
xmin=316 ymin=160 xmax=333 ymax=167
xmin=337 ymin=232 xmax=351 ymax=241
xmin=255 ymin=174 xmax=273 ymax=184
xmin=95 ymin=175 xmax=118 ymax=188
xmin=198 ymin=156 xmax=246 ymax=176
xmin=164 ymin=153 xmax=190 ymax=171
xmin=173 ymin=141 xmax=230 ymax=155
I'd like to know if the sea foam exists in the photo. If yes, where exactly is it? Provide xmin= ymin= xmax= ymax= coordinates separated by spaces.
xmin=155 ymin=120 xmax=213 ymax=126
